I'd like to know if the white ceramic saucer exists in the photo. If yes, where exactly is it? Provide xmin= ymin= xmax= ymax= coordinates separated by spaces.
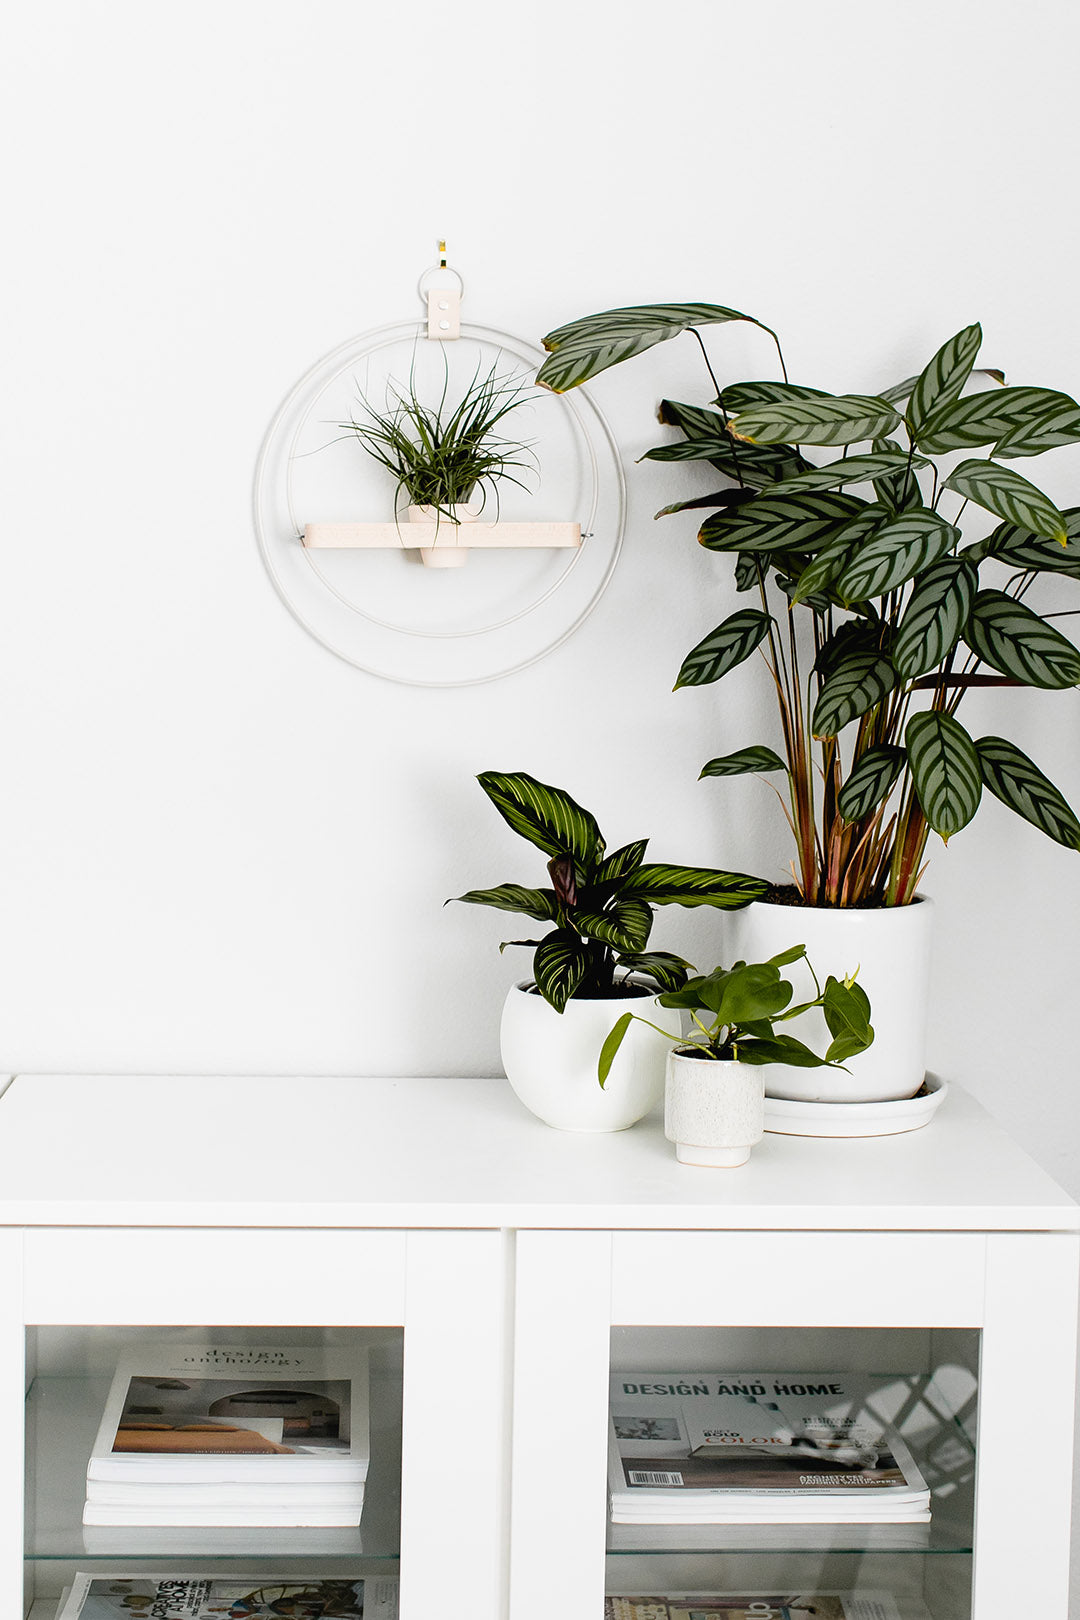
xmin=763 ymin=1073 xmax=948 ymax=1139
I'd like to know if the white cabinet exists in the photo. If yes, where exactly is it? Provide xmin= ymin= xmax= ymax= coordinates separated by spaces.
xmin=1 ymin=1074 xmax=1077 ymax=1620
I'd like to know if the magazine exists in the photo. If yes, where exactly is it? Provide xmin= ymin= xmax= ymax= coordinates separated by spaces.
xmin=81 ymin=1500 xmax=364 ymax=1527
xmin=86 ymin=1344 xmax=369 ymax=1483
xmin=609 ymin=1373 xmax=930 ymax=1523
xmin=605 ymin=1595 xmax=921 ymax=1620
xmin=56 ymin=1572 xmax=398 ymax=1619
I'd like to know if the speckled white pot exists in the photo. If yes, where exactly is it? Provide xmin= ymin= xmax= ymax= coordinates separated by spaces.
xmin=664 ymin=1051 xmax=765 ymax=1167
xmin=724 ymin=896 xmax=933 ymax=1104
xmin=500 ymin=982 xmax=677 ymax=1133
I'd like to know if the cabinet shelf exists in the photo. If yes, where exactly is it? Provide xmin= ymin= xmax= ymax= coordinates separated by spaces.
xmin=24 ymin=1374 xmax=401 ymax=1563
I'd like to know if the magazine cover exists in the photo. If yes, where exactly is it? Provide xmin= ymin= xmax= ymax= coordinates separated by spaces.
xmin=87 ymin=1345 xmax=369 ymax=1481
xmin=57 ymin=1572 xmax=398 ymax=1619
xmin=604 ymin=1595 xmax=912 ymax=1620
xmin=609 ymin=1373 xmax=930 ymax=1521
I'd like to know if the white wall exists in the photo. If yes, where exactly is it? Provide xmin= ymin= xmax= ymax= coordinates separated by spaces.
xmin=3 ymin=0 xmax=1079 ymax=1604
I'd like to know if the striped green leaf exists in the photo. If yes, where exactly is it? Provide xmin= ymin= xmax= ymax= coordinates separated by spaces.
xmin=655 ymin=490 xmax=746 ymax=519
xmin=621 ymin=865 xmax=768 ymax=909
xmin=835 ymin=511 xmax=957 ymax=603
xmin=700 ymin=745 xmax=787 ymax=778
xmin=906 ymin=711 xmax=983 ymax=838
xmin=814 ymin=621 xmax=882 ymax=684
xmin=537 ymin=303 xmax=759 ymax=392
xmin=594 ymin=839 xmax=649 ymax=886
xmin=575 ymin=899 xmax=652 ymax=953
xmin=616 ymin=951 xmax=694 ymax=992
xmin=892 ymin=557 xmax=979 ymax=678
xmin=532 ymin=930 xmax=588 ymax=1011
xmin=916 ymin=386 xmax=1080 ymax=453
xmin=871 ymin=437 xmax=924 ymax=513
xmin=943 ymin=459 xmax=1067 ymax=542
xmin=837 ymin=745 xmax=906 ymax=822
xmin=477 ymin=771 xmax=603 ymax=865
xmin=699 ymin=492 xmax=864 ymax=554
xmin=967 ymin=509 xmax=1080 ymax=577
xmin=761 ymin=451 xmax=925 ymax=498
xmin=652 ymin=399 xmax=809 ymax=486
xmin=453 ymin=884 xmax=558 ymax=921
xmin=879 ymin=375 xmax=920 ymax=406
xmin=674 ymin=610 xmax=773 ymax=689
xmin=812 ymin=649 xmax=898 ymax=738
xmin=789 ymin=505 xmax=888 ymax=603
xmin=993 ymin=395 xmax=1080 ymax=457
xmin=731 ymin=393 xmax=902 ymax=447
xmin=964 ymin=591 xmax=1080 ymax=688
xmin=719 ymin=380 xmax=831 ymax=411
xmin=975 ymin=736 xmax=1080 ymax=849
xmin=906 ymin=324 xmax=982 ymax=435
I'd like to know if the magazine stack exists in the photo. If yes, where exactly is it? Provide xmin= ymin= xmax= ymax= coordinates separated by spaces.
xmin=605 ymin=1594 xmax=926 ymax=1620
xmin=608 ymin=1372 xmax=931 ymax=1525
xmin=82 ymin=1343 xmax=370 ymax=1527
xmin=54 ymin=1571 xmax=398 ymax=1618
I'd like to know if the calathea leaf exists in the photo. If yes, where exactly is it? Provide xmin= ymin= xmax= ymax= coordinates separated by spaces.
xmin=773 ymin=574 xmax=833 ymax=612
xmin=654 ymin=400 xmax=810 ymax=486
xmin=992 ymin=394 xmax=1080 ymax=457
xmin=878 ymin=375 xmax=920 ymax=406
xmin=789 ymin=505 xmax=888 ymax=603
xmin=477 ymin=771 xmax=604 ymax=865
xmin=975 ymin=736 xmax=1080 ymax=849
xmin=916 ymin=386 xmax=1080 ymax=454
xmin=655 ymin=490 xmax=751 ymax=519
xmin=906 ymin=711 xmax=983 ymax=838
xmin=594 ymin=839 xmax=649 ymax=886
xmin=814 ymin=620 xmax=883 ymax=685
xmin=836 ymin=745 xmax=907 ymax=822
xmin=964 ymin=590 xmax=1080 ymax=688
xmin=906 ymin=323 xmax=982 ymax=436
xmin=537 ymin=303 xmax=761 ymax=392
xmin=699 ymin=491 xmax=865 ymax=553
xmin=718 ymin=380 xmax=830 ymax=411
xmin=532 ymin=930 xmax=589 ymax=1012
xmin=871 ymin=437 xmax=924 ymax=513
xmin=762 ymin=450 xmax=925 ymax=498
xmin=699 ymin=745 xmax=787 ymax=777
xmin=731 ymin=393 xmax=902 ymax=447
xmin=674 ymin=610 xmax=773 ymax=689
xmin=616 ymin=951 xmax=694 ymax=992
xmin=812 ymin=648 xmax=898 ymax=737
xmin=943 ymin=460 xmax=1068 ymax=542
xmin=892 ymin=556 xmax=979 ymax=678
xmin=452 ymin=884 xmax=559 ymax=921
xmin=575 ymin=898 xmax=652 ymax=953
xmin=734 ymin=551 xmax=766 ymax=592
xmin=621 ymin=865 xmax=768 ymax=908
xmin=965 ymin=509 xmax=1080 ymax=577
xmin=835 ymin=511 xmax=957 ymax=604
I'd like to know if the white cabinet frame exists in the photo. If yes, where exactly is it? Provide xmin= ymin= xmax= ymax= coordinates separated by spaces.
xmin=509 ymin=1227 xmax=1079 ymax=1620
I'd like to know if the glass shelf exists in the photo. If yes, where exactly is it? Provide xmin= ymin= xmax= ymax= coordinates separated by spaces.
xmin=24 ymin=1367 xmax=401 ymax=1564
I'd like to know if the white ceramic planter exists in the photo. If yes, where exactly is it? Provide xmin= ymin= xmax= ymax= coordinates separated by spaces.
xmin=407 ymin=501 xmax=478 ymax=568
xmin=724 ymin=896 xmax=934 ymax=1104
xmin=664 ymin=1050 xmax=765 ymax=1167
xmin=499 ymin=982 xmax=676 ymax=1132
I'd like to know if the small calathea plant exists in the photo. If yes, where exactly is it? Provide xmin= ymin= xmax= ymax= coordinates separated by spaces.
xmin=537 ymin=306 xmax=1080 ymax=906
xmin=452 ymin=770 xmax=767 ymax=1011
xmin=599 ymin=945 xmax=874 ymax=1085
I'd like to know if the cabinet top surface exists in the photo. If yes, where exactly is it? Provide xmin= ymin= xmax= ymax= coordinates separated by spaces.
xmin=0 ymin=1073 xmax=1075 ymax=1231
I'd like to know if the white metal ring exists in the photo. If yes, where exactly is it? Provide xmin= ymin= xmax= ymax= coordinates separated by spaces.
xmin=416 ymin=263 xmax=465 ymax=306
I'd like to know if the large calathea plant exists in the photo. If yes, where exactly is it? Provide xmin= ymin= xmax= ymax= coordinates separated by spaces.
xmin=452 ymin=771 xmax=766 ymax=1010
xmin=536 ymin=307 xmax=1080 ymax=906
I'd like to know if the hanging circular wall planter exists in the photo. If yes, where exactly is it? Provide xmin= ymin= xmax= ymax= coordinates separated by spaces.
xmin=253 ymin=256 xmax=625 ymax=686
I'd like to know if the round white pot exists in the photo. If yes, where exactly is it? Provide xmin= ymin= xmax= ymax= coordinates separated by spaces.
xmin=664 ymin=1050 xmax=765 ymax=1167
xmin=407 ymin=501 xmax=478 ymax=568
xmin=724 ymin=896 xmax=934 ymax=1104
xmin=499 ymin=982 xmax=676 ymax=1132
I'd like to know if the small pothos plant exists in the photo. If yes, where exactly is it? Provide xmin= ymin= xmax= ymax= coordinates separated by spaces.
xmin=536 ymin=306 xmax=1080 ymax=907
xmin=598 ymin=946 xmax=874 ymax=1086
xmin=451 ymin=770 xmax=767 ymax=1011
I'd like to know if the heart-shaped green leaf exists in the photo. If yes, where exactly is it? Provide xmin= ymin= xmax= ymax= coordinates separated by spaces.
xmin=906 ymin=711 xmax=983 ymax=838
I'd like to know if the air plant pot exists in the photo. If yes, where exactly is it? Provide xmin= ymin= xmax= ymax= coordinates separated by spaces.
xmin=724 ymin=896 xmax=934 ymax=1104
xmin=407 ymin=502 xmax=478 ymax=568
xmin=664 ymin=1050 xmax=765 ymax=1168
xmin=500 ymin=982 xmax=675 ymax=1133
